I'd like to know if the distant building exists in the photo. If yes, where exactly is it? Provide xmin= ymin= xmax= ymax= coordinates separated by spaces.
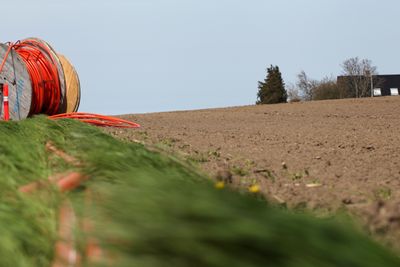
xmin=337 ymin=74 xmax=400 ymax=97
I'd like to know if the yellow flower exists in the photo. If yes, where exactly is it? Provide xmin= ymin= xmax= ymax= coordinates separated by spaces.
xmin=249 ymin=184 xmax=261 ymax=193
xmin=215 ymin=181 xmax=225 ymax=189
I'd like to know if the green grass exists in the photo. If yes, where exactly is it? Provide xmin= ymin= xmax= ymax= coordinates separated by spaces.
xmin=0 ymin=117 xmax=399 ymax=267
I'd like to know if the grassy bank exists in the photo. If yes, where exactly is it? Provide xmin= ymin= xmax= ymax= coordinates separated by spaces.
xmin=0 ymin=117 xmax=399 ymax=267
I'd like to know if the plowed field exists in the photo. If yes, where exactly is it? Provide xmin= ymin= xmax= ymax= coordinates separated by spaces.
xmin=110 ymin=96 xmax=400 ymax=250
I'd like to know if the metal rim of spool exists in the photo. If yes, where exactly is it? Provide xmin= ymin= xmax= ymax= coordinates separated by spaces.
xmin=0 ymin=43 xmax=32 ymax=120
xmin=22 ymin=37 xmax=68 ymax=114
xmin=57 ymin=54 xmax=81 ymax=113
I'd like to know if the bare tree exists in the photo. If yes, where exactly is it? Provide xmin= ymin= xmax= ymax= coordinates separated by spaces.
xmin=340 ymin=57 xmax=378 ymax=98
xmin=296 ymin=71 xmax=318 ymax=101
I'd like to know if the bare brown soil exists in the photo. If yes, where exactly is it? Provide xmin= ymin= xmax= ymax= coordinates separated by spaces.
xmin=109 ymin=97 xmax=400 ymax=250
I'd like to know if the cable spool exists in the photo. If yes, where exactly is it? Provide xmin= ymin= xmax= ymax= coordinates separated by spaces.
xmin=0 ymin=38 xmax=81 ymax=120
xmin=0 ymin=38 xmax=140 ymax=129
xmin=0 ymin=43 xmax=32 ymax=120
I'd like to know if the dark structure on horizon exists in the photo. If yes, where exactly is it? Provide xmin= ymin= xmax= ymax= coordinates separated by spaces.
xmin=337 ymin=74 xmax=400 ymax=97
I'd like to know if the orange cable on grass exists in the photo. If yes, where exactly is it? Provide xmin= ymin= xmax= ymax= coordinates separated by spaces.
xmin=49 ymin=112 xmax=141 ymax=128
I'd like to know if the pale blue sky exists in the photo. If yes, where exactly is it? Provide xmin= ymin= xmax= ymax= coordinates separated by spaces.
xmin=1 ymin=0 xmax=399 ymax=114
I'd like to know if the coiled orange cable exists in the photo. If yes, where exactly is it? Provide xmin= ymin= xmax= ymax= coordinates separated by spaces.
xmin=14 ymin=39 xmax=62 ymax=115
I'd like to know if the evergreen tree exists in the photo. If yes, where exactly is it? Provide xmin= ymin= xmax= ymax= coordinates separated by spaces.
xmin=257 ymin=65 xmax=287 ymax=104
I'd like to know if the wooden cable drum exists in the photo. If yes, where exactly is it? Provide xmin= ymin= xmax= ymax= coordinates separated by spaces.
xmin=0 ymin=43 xmax=32 ymax=120
xmin=57 ymin=54 xmax=81 ymax=113
xmin=0 ymin=38 xmax=81 ymax=120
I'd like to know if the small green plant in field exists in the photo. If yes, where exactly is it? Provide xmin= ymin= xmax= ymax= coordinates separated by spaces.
xmin=160 ymin=137 xmax=179 ymax=147
xmin=230 ymin=159 xmax=256 ymax=177
xmin=187 ymin=151 xmax=209 ymax=163
xmin=292 ymin=172 xmax=303 ymax=181
xmin=232 ymin=165 xmax=249 ymax=176
xmin=375 ymin=187 xmax=392 ymax=200
xmin=245 ymin=159 xmax=256 ymax=167
xmin=208 ymin=149 xmax=221 ymax=158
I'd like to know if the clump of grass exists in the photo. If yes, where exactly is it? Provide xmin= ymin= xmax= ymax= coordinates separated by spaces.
xmin=291 ymin=172 xmax=303 ymax=181
xmin=375 ymin=187 xmax=392 ymax=200
xmin=160 ymin=137 xmax=179 ymax=148
xmin=187 ymin=151 xmax=209 ymax=163
xmin=231 ymin=165 xmax=249 ymax=176
xmin=208 ymin=149 xmax=221 ymax=158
